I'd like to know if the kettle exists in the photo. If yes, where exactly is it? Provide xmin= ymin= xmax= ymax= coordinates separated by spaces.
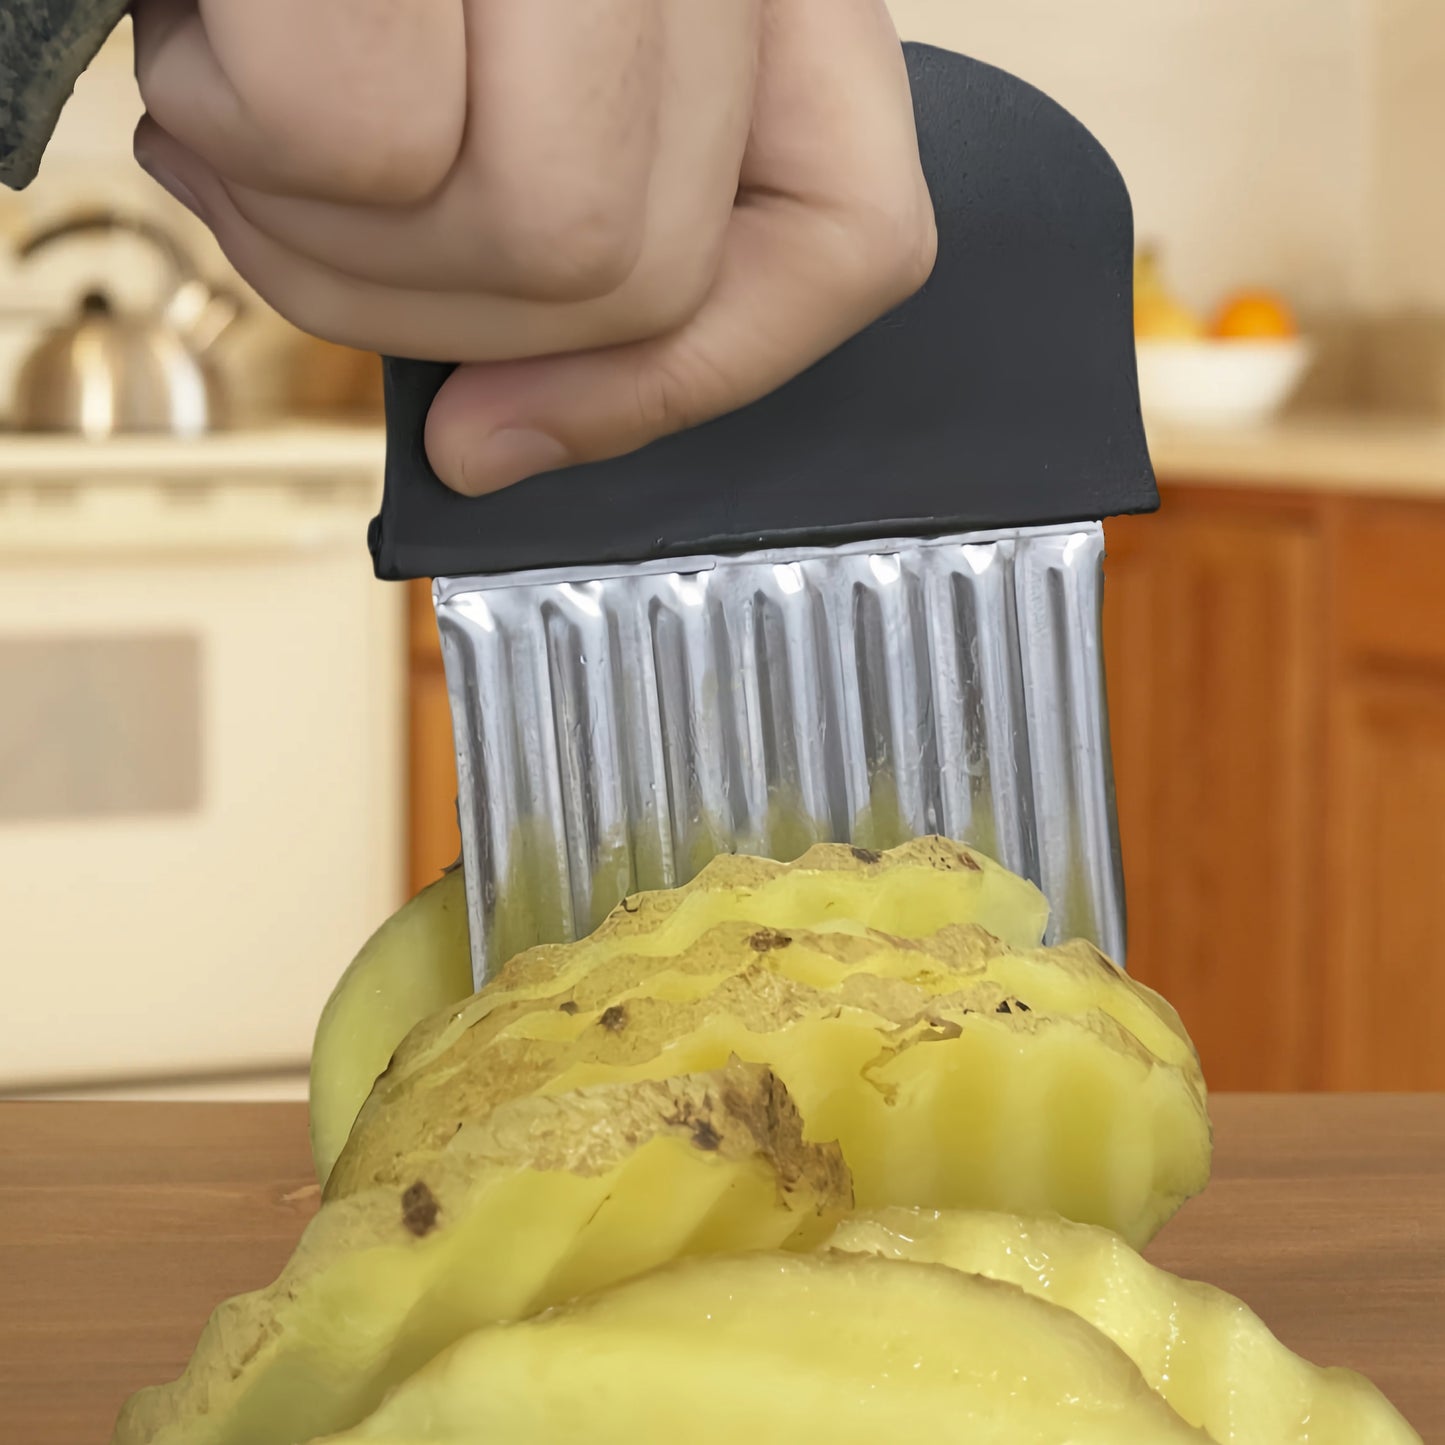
xmin=12 ymin=210 xmax=244 ymax=437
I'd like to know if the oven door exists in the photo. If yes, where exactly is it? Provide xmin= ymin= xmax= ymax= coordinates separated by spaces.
xmin=0 ymin=460 xmax=405 ymax=1092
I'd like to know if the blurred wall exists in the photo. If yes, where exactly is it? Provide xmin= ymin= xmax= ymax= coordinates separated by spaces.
xmin=888 ymin=0 xmax=1373 ymax=317
xmin=1370 ymin=0 xmax=1445 ymax=310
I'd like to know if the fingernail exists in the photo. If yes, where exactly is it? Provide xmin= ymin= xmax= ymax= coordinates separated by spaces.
xmin=135 ymin=150 xmax=206 ymax=222
xmin=453 ymin=428 xmax=569 ymax=496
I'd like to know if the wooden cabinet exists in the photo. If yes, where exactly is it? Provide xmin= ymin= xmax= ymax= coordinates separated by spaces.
xmin=1323 ymin=501 xmax=1445 ymax=1090
xmin=1105 ymin=487 xmax=1445 ymax=1092
xmin=407 ymin=580 xmax=459 ymax=894
xmin=1328 ymin=676 xmax=1445 ymax=1088
xmin=1103 ymin=496 xmax=1325 ymax=1091
xmin=405 ymin=488 xmax=1445 ymax=1091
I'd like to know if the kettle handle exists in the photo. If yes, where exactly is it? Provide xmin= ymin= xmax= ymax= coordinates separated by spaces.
xmin=18 ymin=208 xmax=202 ymax=279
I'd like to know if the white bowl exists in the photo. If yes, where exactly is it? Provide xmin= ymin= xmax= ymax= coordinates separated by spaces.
xmin=1135 ymin=338 xmax=1313 ymax=429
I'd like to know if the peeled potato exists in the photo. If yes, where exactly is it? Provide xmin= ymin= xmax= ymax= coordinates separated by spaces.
xmin=317 ymin=1252 xmax=1208 ymax=1444
xmin=333 ymin=909 xmax=1210 ymax=1248
xmin=828 ymin=1207 xmax=1422 ymax=1445
xmin=309 ymin=869 xmax=472 ymax=1186
xmin=112 ymin=1063 xmax=848 ymax=1445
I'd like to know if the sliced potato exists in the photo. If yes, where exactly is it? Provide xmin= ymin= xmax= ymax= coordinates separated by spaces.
xmin=386 ymin=837 xmax=1050 ymax=1079
xmin=309 ymin=869 xmax=472 ymax=1186
xmin=334 ymin=919 xmax=1210 ymax=1248
xmin=319 ymin=1252 xmax=1208 ymax=1444
xmin=828 ymin=1207 xmax=1422 ymax=1445
xmin=112 ymin=1063 xmax=848 ymax=1445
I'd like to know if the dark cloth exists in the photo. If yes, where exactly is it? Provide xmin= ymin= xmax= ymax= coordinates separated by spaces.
xmin=0 ymin=0 xmax=130 ymax=189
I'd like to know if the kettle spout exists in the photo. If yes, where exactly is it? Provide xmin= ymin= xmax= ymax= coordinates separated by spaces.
xmin=164 ymin=277 xmax=244 ymax=353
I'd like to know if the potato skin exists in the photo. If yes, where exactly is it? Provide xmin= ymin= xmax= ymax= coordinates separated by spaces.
xmin=310 ymin=868 xmax=473 ymax=1188
xmin=332 ymin=907 xmax=1210 ymax=1249
xmin=382 ymin=837 xmax=1050 ymax=1083
xmin=112 ymin=1062 xmax=848 ymax=1445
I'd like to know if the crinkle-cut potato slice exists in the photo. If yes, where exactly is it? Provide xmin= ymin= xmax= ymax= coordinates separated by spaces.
xmin=387 ymin=837 xmax=1049 ymax=1083
xmin=828 ymin=1207 xmax=1423 ymax=1445
xmin=333 ymin=921 xmax=1210 ymax=1249
xmin=310 ymin=868 xmax=473 ymax=1188
xmin=317 ymin=1252 xmax=1209 ymax=1445
xmin=110 ymin=1064 xmax=848 ymax=1445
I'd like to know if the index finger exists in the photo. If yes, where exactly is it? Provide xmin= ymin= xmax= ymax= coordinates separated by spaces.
xmin=133 ymin=0 xmax=467 ymax=204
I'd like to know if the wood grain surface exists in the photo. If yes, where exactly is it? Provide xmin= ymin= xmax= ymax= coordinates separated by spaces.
xmin=1103 ymin=487 xmax=1445 ymax=1095
xmin=1104 ymin=497 xmax=1327 ymax=1091
xmin=1 ymin=1093 xmax=1440 ymax=1443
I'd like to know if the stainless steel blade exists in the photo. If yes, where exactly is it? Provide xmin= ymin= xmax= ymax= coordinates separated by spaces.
xmin=435 ymin=521 xmax=1124 ymax=986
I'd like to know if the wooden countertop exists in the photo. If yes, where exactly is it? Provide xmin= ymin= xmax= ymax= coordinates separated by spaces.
xmin=1147 ymin=415 xmax=1445 ymax=497
xmin=2 ymin=1094 xmax=1440 ymax=1443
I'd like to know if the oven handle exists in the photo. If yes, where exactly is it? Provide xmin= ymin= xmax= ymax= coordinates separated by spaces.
xmin=0 ymin=482 xmax=371 ymax=560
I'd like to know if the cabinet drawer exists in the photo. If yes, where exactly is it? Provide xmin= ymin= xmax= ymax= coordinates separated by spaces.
xmin=1337 ymin=502 xmax=1445 ymax=669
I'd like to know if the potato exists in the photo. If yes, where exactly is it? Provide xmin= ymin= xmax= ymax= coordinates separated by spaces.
xmin=310 ymin=838 xmax=1044 ymax=1188
xmin=828 ymin=1207 xmax=1423 ymax=1445
xmin=333 ymin=917 xmax=1210 ymax=1248
xmin=309 ymin=869 xmax=472 ymax=1186
xmin=383 ymin=837 xmax=1050 ymax=1079
xmin=316 ymin=1252 xmax=1208 ymax=1444
xmin=111 ymin=1063 xmax=848 ymax=1445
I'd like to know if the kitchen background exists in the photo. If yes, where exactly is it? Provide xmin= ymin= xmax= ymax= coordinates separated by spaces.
xmin=3 ymin=0 xmax=1444 ymax=1100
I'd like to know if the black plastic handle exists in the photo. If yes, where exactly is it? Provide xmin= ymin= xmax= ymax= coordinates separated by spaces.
xmin=369 ymin=43 xmax=1157 ymax=582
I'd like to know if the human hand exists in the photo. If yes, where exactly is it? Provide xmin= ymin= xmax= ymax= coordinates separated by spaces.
xmin=132 ymin=0 xmax=936 ymax=495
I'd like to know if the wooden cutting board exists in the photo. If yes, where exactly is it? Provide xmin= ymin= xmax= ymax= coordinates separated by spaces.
xmin=1 ymin=1092 xmax=1440 ymax=1443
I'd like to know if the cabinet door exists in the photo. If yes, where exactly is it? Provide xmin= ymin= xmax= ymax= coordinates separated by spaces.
xmin=1326 ymin=499 xmax=1445 ymax=1089
xmin=1103 ymin=496 xmax=1325 ymax=1090
xmin=408 ymin=581 xmax=461 ymax=895
xmin=1327 ymin=677 xmax=1445 ymax=1088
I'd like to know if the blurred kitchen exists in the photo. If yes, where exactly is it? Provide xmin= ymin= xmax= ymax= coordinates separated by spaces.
xmin=3 ymin=0 xmax=1443 ymax=1100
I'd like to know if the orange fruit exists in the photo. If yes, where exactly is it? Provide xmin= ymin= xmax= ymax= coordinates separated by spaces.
xmin=1210 ymin=290 xmax=1298 ymax=340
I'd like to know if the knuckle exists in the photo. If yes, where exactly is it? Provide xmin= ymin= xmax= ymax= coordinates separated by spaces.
xmin=632 ymin=361 xmax=688 ymax=438
xmin=271 ymin=94 xmax=458 ymax=202
xmin=313 ymin=133 xmax=455 ymax=206
xmin=629 ymin=252 xmax=716 ymax=336
xmin=596 ymin=210 xmax=726 ymax=340
xmin=849 ymin=187 xmax=939 ymax=304
xmin=900 ymin=196 xmax=941 ymax=293
xmin=632 ymin=356 xmax=697 ymax=439
xmin=633 ymin=343 xmax=730 ymax=440
xmin=492 ymin=192 xmax=647 ymax=302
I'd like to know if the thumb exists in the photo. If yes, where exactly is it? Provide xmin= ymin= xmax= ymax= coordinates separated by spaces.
xmin=424 ymin=196 xmax=935 ymax=497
